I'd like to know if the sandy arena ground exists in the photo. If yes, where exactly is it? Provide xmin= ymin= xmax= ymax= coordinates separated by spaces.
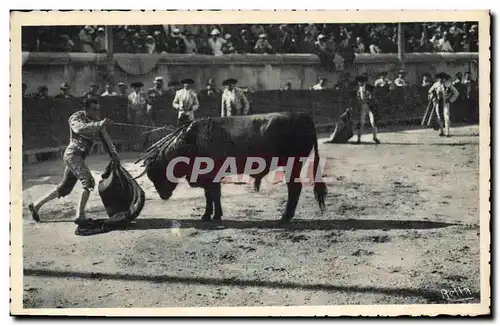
xmin=20 ymin=125 xmax=481 ymax=308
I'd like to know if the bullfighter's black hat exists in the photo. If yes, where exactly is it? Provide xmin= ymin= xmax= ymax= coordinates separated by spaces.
xmin=223 ymin=78 xmax=238 ymax=86
xmin=82 ymin=96 xmax=99 ymax=107
xmin=181 ymin=78 xmax=194 ymax=84
xmin=355 ymin=75 xmax=368 ymax=83
xmin=130 ymin=82 xmax=144 ymax=88
xmin=379 ymin=71 xmax=388 ymax=76
xmin=435 ymin=72 xmax=451 ymax=80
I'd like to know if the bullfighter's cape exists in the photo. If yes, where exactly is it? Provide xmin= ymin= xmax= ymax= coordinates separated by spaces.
xmin=75 ymin=131 xmax=146 ymax=236
xmin=324 ymin=108 xmax=354 ymax=144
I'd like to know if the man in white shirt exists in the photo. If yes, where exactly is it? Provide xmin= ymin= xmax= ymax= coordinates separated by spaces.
xmin=172 ymin=78 xmax=199 ymax=124
xmin=208 ymin=29 xmax=226 ymax=56
xmin=438 ymin=32 xmax=454 ymax=52
xmin=393 ymin=70 xmax=408 ymax=87
xmin=374 ymin=71 xmax=392 ymax=88
xmin=428 ymin=72 xmax=460 ymax=137
xmin=101 ymin=83 xmax=117 ymax=97
xmin=221 ymin=78 xmax=250 ymax=117
xmin=311 ymin=77 xmax=327 ymax=90
xmin=355 ymin=75 xmax=380 ymax=144
xmin=128 ymin=82 xmax=147 ymax=124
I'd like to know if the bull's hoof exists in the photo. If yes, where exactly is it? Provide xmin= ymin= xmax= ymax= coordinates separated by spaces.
xmin=279 ymin=214 xmax=293 ymax=224
xmin=201 ymin=214 xmax=212 ymax=221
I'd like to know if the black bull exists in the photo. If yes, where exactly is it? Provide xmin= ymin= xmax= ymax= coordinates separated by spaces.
xmin=134 ymin=112 xmax=328 ymax=222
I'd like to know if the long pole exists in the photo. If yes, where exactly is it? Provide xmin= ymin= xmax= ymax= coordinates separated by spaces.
xmin=105 ymin=25 xmax=115 ymax=86
xmin=397 ymin=23 xmax=405 ymax=70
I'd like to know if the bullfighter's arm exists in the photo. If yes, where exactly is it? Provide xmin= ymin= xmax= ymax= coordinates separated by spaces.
xmin=449 ymin=85 xmax=460 ymax=103
xmin=172 ymin=91 xmax=182 ymax=110
xmin=191 ymin=92 xmax=200 ymax=111
xmin=241 ymin=91 xmax=250 ymax=115
xmin=221 ymin=93 xmax=227 ymax=117
xmin=69 ymin=113 xmax=105 ymax=137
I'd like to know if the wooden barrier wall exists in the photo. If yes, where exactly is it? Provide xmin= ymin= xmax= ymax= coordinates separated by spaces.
xmin=22 ymin=87 xmax=476 ymax=153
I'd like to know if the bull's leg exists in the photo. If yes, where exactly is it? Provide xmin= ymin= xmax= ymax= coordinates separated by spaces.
xmin=281 ymin=182 xmax=302 ymax=222
xmin=212 ymin=183 xmax=223 ymax=220
xmin=201 ymin=186 xmax=213 ymax=221
xmin=281 ymin=160 xmax=304 ymax=222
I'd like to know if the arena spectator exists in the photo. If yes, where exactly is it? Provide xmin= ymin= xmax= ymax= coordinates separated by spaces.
xmin=208 ymin=29 xmax=226 ymax=56
xmin=355 ymin=37 xmax=365 ymax=54
xmin=142 ymin=35 xmax=155 ymax=54
xmin=254 ymin=34 xmax=273 ymax=54
xmin=393 ymin=70 xmax=408 ymax=87
xmin=282 ymin=82 xmax=292 ymax=91
xmin=221 ymin=34 xmax=236 ymax=54
xmin=36 ymin=85 xmax=49 ymax=99
xmin=168 ymin=29 xmax=187 ymax=54
xmin=59 ymin=35 xmax=75 ymax=52
xmin=314 ymin=34 xmax=335 ymax=71
xmin=421 ymin=73 xmax=432 ymax=87
xmin=235 ymin=29 xmax=255 ymax=53
xmin=369 ymin=37 xmax=382 ymax=54
xmin=452 ymin=72 xmax=463 ymax=86
xmin=184 ymin=32 xmax=198 ymax=54
xmin=82 ymin=83 xmax=100 ymax=98
xmin=101 ymin=83 xmax=117 ymax=96
xmin=117 ymin=82 xmax=128 ymax=96
xmin=78 ymin=26 xmax=95 ymax=52
xmin=153 ymin=30 xmax=168 ymax=53
xmin=94 ymin=27 xmax=107 ymax=53
xmin=438 ymin=32 xmax=454 ymax=52
xmin=311 ymin=77 xmax=327 ymax=90
xmin=23 ymin=22 xmax=480 ymax=55
xmin=55 ymin=82 xmax=75 ymax=98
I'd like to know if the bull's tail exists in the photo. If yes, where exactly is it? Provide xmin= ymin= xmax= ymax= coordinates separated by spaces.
xmin=312 ymin=134 xmax=327 ymax=212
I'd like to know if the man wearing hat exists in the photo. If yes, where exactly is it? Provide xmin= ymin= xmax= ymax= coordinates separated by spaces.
xmin=374 ymin=72 xmax=392 ymax=89
xmin=36 ymin=85 xmax=49 ymax=99
xmin=117 ymin=82 xmax=128 ymax=97
xmin=462 ymin=71 xmax=478 ymax=123
xmin=27 ymin=96 xmax=119 ymax=226
xmin=101 ymin=83 xmax=117 ymax=97
xmin=199 ymin=78 xmax=222 ymax=115
xmin=355 ymin=75 xmax=380 ymax=144
xmin=167 ymin=28 xmax=186 ymax=54
xmin=166 ymin=81 xmax=181 ymax=94
xmin=221 ymin=78 xmax=250 ymax=117
xmin=146 ymin=77 xmax=167 ymax=125
xmin=393 ymin=70 xmax=408 ymax=87
xmin=55 ymin=82 xmax=75 ymax=98
xmin=172 ymin=78 xmax=200 ymax=124
xmin=254 ymin=33 xmax=274 ymax=54
xmin=208 ymin=28 xmax=226 ymax=56
xmin=127 ymin=82 xmax=147 ymax=123
xmin=311 ymin=77 xmax=327 ymax=90
xmin=82 ymin=83 xmax=100 ymax=99
xmin=428 ymin=72 xmax=460 ymax=137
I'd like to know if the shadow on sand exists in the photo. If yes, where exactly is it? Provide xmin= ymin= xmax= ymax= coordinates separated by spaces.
xmin=39 ymin=217 xmax=456 ymax=232
xmin=22 ymin=268 xmax=478 ymax=305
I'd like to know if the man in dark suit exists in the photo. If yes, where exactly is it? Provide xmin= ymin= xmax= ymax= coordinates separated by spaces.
xmin=462 ymin=71 xmax=478 ymax=123
xmin=55 ymin=82 xmax=75 ymax=98
xmin=199 ymin=78 xmax=222 ymax=116
xmin=355 ymin=75 xmax=380 ymax=144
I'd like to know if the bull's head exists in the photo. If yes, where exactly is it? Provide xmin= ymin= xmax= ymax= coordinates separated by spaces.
xmin=135 ymin=126 xmax=195 ymax=200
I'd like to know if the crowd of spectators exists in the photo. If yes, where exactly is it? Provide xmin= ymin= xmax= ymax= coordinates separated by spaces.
xmin=22 ymin=22 xmax=479 ymax=56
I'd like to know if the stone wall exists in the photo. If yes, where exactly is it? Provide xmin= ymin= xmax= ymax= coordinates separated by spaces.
xmin=22 ymin=52 xmax=479 ymax=95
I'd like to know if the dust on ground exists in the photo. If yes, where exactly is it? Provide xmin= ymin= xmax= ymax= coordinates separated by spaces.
xmin=21 ymin=125 xmax=481 ymax=308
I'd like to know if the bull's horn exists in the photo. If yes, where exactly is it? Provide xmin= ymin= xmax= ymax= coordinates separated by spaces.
xmin=133 ymin=167 xmax=148 ymax=180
